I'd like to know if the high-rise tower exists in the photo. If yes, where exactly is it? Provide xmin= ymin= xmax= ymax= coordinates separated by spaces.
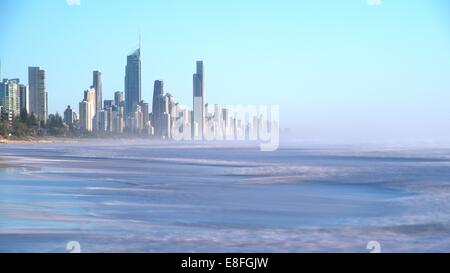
xmin=125 ymin=48 xmax=141 ymax=117
xmin=0 ymin=79 xmax=20 ymax=115
xmin=79 ymin=87 xmax=96 ymax=131
xmin=192 ymin=61 xmax=205 ymax=139
xmin=151 ymin=80 xmax=164 ymax=132
xmin=28 ymin=67 xmax=48 ymax=123
xmin=93 ymin=70 xmax=102 ymax=112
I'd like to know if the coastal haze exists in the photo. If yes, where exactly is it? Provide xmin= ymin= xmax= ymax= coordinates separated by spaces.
xmin=1 ymin=141 xmax=450 ymax=252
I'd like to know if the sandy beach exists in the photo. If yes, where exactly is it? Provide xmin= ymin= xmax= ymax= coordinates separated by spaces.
xmin=0 ymin=136 xmax=76 ymax=145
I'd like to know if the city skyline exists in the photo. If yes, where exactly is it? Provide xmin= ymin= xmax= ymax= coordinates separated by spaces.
xmin=1 ymin=0 xmax=450 ymax=143
xmin=1 ymin=53 xmax=278 ymax=148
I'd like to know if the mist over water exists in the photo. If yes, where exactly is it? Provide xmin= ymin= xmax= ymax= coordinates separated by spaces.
xmin=1 ymin=140 xmax=450 ymax=252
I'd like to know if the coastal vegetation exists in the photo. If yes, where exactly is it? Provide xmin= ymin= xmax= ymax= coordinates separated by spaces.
xmin=0 ymin=108 xmax=67 ymax=139
xmin=0 ymin=109 xmax=152 ymax=142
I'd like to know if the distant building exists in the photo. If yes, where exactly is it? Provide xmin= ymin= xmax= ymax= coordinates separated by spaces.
xmin=105 ymin=106 xmax=113 ymax=132
xmin=112 ymin=105 xmax=124 ymax=134
xmin=0 ymin=79 xmax=20 ymax=115
xmin=94 ymin=110 xmax=108 ymax=131
xmin=213 ymin=104 xmax=222 ymax=138
xmin=125 ymin=49 xmax=141 ymax=117
xmin=79 ymin=101 xmax=89 ymax=131
xmin=166 ymin=93 xmax=176 ymax=117
xmin=79 ymin=87 xmax=96 ymax=131
xmin=73 ymin=111 xmax=79 ymax=123
xmin=133 ymin=104 xmax=143 ymax=133
xmin=114 ymin=91 xmax=124 ymax=106
xmin=152 ymin=80 xmax=164 ymax=132
xmin=140 ymin=101 xmax=150 ymax=130
xmin=104 ymin=100 xmax=115 ymax=109
xmin=161 ymin=112 xmax=171 ymax=139
xmin=28 ymin=67 xmax=48 ymax=123
xmin=19 ymin=84 xmax=28 ymax=113
xmin=64 ymin=105 xmax=74 ymax=126
xmin=166 ymin=93 xmax=177 ymax=137
xmin=151 ymin=80 xmax=182 ymax=139
xmin=192 ymin=61 xmax=205 ymax=140
xmin=222 ymin=108 xmax=232 ymax=138
xmin=93 ymin=70 xmax=102 ymax=112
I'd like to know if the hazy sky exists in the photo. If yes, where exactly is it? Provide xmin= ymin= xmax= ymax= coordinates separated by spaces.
xmin=1 ymin=0 xmax=449 ymax=143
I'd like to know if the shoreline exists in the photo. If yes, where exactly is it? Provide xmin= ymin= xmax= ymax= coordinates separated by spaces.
xmin=0 ymin=136 xmax=262 ymax=148
xmin=3 ymin=136 xmax=450 ymax=151
xmin=0 ymin=136 xmax=162 ymax=145
xmin=0 ymin=136 xmax=77 ymax=145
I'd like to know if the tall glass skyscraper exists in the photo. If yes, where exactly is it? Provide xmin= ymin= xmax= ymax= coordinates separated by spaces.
xmin=152 ymin=80 xmax=164 ymax=132
xmin=28 ymin=67 xmax=48 ymax=123
xmin=125 ymin=49 xmax=141 ymax=117
xmin=93 ymin=70 xmax=102 ymax=112
xmin=192 ymin=61 xmax=205 ymax=139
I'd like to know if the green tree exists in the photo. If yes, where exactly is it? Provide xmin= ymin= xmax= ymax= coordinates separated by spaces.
xmin=19 ymin=109 xmax=28 ymax=123
xmin=0 ymin=120 xmax=8 ymax=137
xmin=12 ymin=117 xmax=30 ymax=137
xmin=27 ymin=113 xmax=38 ymax=128
xmin=47 ymin=113 xmax=67 ymax=136
xmin=0 ymin=108 xmax=10 ymax=137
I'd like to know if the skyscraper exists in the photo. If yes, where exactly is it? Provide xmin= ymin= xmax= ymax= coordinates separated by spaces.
xmin=133 ymin=104 xmax=143 ymax=133
xmin=166 ymin=93 xmax=176 ymax=136
xmin=161 ymin=112 xmax=171 ymax=139
xmin=0 ymin=79 xmax=20 ymax=115
xmin=79 ymin=101 xmax=89 ymax=131
xmin=19 ymin=84 xmax=28 ymax=113
xmin=93 ymin=70 xmax=102 ymax=112
xmin=104 ymin=105 xmax=113 ymax=132
xmin=125 ymin=49 xmax=141 ymax=117
xmin=112 ymin=106 xmax=124 ymax=134
xmin=140 ymin=101 xmax=150 ymax=129
xmin=64 ymin=105 xmax=74 ymax=127
xmin=192 ymin=61 xmax=205 ymax=140
xmin=79 ymin=87 xmax=96 ymax=131
xmin=95 ymin=110 xmax=108 ymax=131
xmin=28 ymin=67 xmax=48 ymax=123
xmin=152 ymin=80 xmax=164 ymax=132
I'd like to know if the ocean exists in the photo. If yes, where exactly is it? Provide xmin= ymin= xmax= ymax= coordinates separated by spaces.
xmin=1 ymin=140 xmax=450 ymax=252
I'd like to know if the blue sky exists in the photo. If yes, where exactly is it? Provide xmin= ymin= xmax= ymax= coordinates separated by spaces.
xmin=1 ymin=0 xmax=449 ymax=143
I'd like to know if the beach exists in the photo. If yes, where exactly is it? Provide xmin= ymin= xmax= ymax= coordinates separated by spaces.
xmin=1 ymin=141 xmax=450 ymax=252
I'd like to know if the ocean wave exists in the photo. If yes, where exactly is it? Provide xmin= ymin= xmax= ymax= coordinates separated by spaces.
xmin=223 ymin=165 xmax=348 ymax=184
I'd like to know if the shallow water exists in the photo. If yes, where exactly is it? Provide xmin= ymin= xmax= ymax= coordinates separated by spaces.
xmin=1 ymin=140 xmax=450 ymax=252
